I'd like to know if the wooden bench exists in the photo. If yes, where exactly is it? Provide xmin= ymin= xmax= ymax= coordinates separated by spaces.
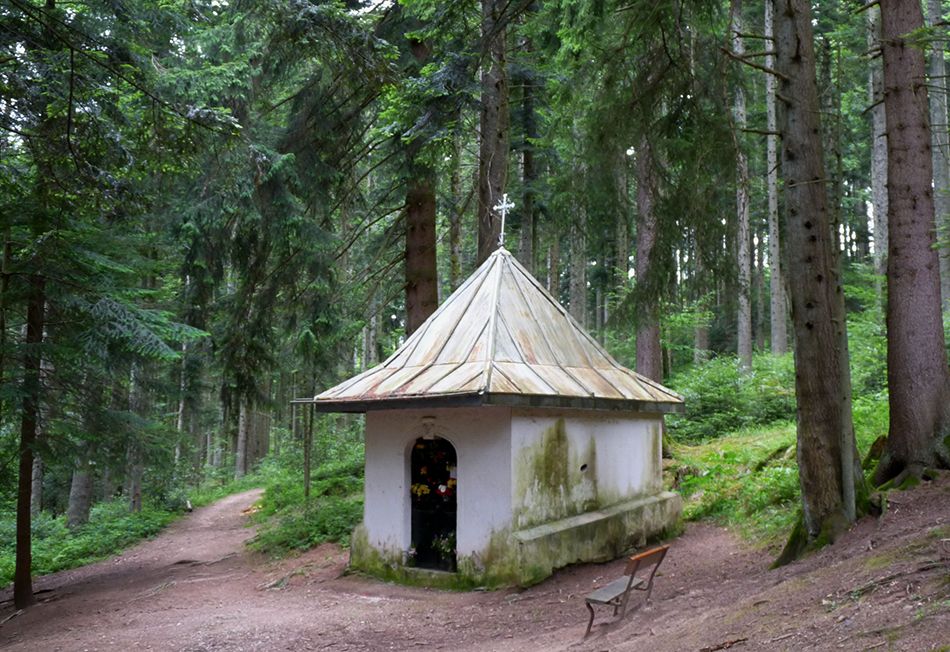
xmin=583 ymin=544 xmax=669 ymax=637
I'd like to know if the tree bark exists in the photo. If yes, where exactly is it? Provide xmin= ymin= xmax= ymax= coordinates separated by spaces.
xmin=615 ymin=149 xmax=631 ymax=287
xmin=773 ymin=0 xmax=864 ymax=560
xmin=362 ymin=294 xmax=379 ymax=370
xmin=235 ymin=398 xmax=248 ymax=479
xmin=635 ymin=137 xmax=662 ymax=382
xmin=14 ymin=274 xmax=44 ymax=609
xmin=693 ymin=237 xmax=710 ymax=364
xmin=0 ymin=227 xmax=10 ymax=392
xmin=67 ymin=457 xmax=94 ymax=529
xmin=875 ymin=0 xmax=950 ymax=484
xmin=546 ymin=239 xmax=559 ymax=296
xmin=731 ymin=0 xmax=753 ymax=371
xmin=867 ymin=8 xmax=889 ymax=285
xmin=127 ymin=445 xmax=143 ymax=514
xmin=127 ymin=364 xmax=145 ymax=512
xmin=518 ymin=64 xmax=537 ymax=274
xmin=569 ymin=213 xmax=587 ymax=327
xmin=175 ymin=342 xmax=188 ymax=471
xmin=927 ymin=0 xmax=950 ymax=310
xmin=449 ymin=119 xmax=464 ymax=291
xmin=476 ymin=0 xmax=510 ymax=265
xmin=405 ymin=175 xmax=438 ymax=335
xmin=765 ymin=0 xmax=787 ymax=354
xmin=30 ymin=456 xmax=43 ymax=517
xmin=304 ymin=403 xmax=314 ymax=500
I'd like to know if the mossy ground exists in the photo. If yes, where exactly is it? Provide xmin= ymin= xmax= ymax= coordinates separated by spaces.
xmin=670 ymin=416 xmax=883 ymax=547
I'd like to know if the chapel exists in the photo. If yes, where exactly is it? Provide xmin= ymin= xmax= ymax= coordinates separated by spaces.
xmin=302 ymin=246 xmax=683 ymax=585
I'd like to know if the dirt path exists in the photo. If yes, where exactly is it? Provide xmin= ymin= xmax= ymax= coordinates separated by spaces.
xmin=1 ymin=477 xmax=947 ymax=651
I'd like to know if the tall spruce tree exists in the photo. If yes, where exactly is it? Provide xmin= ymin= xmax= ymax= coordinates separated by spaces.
xmin=875 ymin=0 xmax=950 ymax=484
xmin=773 ymin=0 xmax=866 ymax=564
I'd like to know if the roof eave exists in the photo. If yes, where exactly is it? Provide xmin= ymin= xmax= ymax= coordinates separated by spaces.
xmin=292 ymin=392 xmax=685 ymax=415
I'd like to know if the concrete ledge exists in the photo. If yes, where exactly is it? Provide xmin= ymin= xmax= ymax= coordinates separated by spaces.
xmin=510 ymin=491 xmax=682 ymax=585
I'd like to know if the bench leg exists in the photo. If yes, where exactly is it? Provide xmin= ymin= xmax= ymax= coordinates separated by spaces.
xmin=584 ymin=602 xmax=596 ymax=638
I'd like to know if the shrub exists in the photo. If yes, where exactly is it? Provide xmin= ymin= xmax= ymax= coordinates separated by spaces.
xmin=666 ymin=353 xmax=796 ymax=442
xmin=248 ymin=495 xmax=363 ymax=555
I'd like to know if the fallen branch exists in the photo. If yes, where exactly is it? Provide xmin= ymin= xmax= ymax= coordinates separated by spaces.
xmin=0 ymin=609 xmax=23 ymax=626
xmin=699 ymin=638 xmax=748 ymax=652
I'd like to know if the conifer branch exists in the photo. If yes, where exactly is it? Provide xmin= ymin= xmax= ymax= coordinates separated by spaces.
xmin=721 ymin=47 xmax=789 ymax=81
xmin=7 ymin=0 xmax=233 ymax=135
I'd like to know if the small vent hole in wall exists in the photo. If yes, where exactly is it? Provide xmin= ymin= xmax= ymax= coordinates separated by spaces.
xmin=580 ymin=463 xmax=588 ymax=472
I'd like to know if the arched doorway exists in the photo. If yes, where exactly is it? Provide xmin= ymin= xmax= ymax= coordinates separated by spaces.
xmin=409 ymin=436 xmax=457 ymax=571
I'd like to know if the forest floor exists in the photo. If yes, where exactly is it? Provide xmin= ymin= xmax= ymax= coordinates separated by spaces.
xmin=1 ymin=475 xmax=948 ymax=652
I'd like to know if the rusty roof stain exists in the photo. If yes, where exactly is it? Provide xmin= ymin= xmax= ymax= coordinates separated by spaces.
xmin=301 ymin=247 xmax=684 ymax=413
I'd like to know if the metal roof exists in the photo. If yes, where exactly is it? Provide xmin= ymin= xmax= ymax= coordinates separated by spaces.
xmin=300 ymin=247 xmax=684 ymax=413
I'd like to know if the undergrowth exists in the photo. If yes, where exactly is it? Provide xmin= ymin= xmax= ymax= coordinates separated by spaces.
xmin=670 ymin=398 xmax=887 ymax=546
xmin=0 ymin=473 xmax=262 ymax=587
xmin=246 ymin=432 xmax=365 ymax=557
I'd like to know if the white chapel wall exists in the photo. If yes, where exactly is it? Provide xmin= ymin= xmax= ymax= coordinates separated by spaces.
xmin=363 ymin=407 xmax=512 ymax=558
xmin=509 ymin=409 xmax=663 ymax=530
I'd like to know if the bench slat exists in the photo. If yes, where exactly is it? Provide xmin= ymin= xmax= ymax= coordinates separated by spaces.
xmin=585 ymin=576 xmax=645 ymax=605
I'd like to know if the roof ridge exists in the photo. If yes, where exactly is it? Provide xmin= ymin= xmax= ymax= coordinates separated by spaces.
xmin=480 ymin=249 xmax=506 ymax=393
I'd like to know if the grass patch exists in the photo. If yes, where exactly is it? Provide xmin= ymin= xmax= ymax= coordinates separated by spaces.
xmin=671 ymin=422 xmax=801 ymax=542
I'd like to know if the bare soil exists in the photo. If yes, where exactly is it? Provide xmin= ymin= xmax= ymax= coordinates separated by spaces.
xmin=1 ymin=474 xmax=948 ymax=652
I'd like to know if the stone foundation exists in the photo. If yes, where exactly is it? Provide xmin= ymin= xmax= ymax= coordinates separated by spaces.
xmin=349 ymin=491 xmax=682 ymax=588
xmin=509 ymin=491 xmax=682 ymax=584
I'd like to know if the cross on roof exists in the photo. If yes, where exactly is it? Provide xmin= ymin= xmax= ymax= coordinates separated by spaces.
xmin=493 ymin=193 xmax=515 ymax=246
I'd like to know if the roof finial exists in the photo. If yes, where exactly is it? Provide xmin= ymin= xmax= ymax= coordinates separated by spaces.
xmin=493 ymin=193 xmax=515 ymax=247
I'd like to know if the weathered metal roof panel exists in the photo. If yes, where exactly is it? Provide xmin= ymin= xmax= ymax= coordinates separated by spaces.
xmin=304 ymin=247 xmax=683 ymax=411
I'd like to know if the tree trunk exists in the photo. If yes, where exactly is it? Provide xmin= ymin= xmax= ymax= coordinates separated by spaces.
xmin=449 ymin=119 xmax=464 ymax=290
xmin=765 ymin=0 xmax=787 ymax=355
xmin=235 ymin=399 xmax=248 ymax=480
xmin=875 ymin=0 xmax=950 ymax=484
xmin=635 ymin=137 xmax=662 ymax=382
xmin=546 ymin=239 xmax=559 ymax=296
xmin=754 ymin=231 xmax=766 ymax=351
xmin=362 ymin=294 xmax=379 ymax=370
xmin=927 ymin=0 xmax=950 ymax=310
xmin=67 ymin=457 xmax=94 ymax=529
xmin=14 ymin=274 xmax=44 ymax=609
xmin=0 ymin=227 xmax=10 ymax=392
xmin=476 ymin=0 xmax=510 ymax=265
xmin=773 ymin=0 xmax=864 ymax=562
xmin=867 ymin=7 xmax=888 ymax=285
xmin=569 ymin=213 xmax=587 ymax=327
xmin=693 ymin=238 xmax=710 ymax=364
xmin=304 ymin=404 xmax=314 ymax=500
xmin=518 ymin=65 xmax=537 ymax=274
xmin=175 ymin=342 xmax=188 ymax=471
xmin=405 ymin=175 xmax=438 ymax=335
xmin=29 ymin=456 xmax=43 ymax=517
xmin=127 ymin=445 xmax=143 ymax=514
xmin=615 ymin=148 xmax=631 ymax=286
xmin=731 ymin=0 xmax=753 ymax=371
xmin=819 ymin=38 xmax=843 ymax=252
xmin=128 ymin=364 xmax=145 ymax=512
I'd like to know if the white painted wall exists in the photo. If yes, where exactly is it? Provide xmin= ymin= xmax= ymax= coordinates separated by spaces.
xmin=363 ymin=407 xmax=512 ymax=558
xmin=510 ymin=409 xmax=662 ymax=530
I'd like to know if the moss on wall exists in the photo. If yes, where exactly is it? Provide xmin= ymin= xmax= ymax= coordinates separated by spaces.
xmin=514 ymin=418 xmax=604 ymax=529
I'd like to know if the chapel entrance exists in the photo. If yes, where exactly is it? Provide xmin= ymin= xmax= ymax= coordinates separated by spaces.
xmin=409 ymin=436 xmax=457 ymax=571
